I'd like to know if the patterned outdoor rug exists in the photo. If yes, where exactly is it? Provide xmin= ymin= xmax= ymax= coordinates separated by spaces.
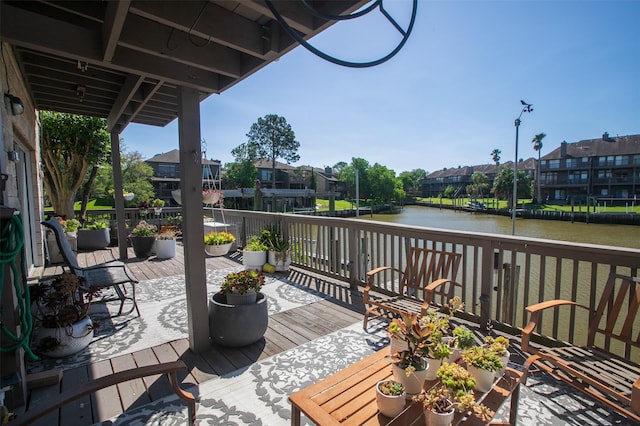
xmin=92 ymin=318 xmax=635 ymax=426
xmin=26 ymin=267 xmax=328 ymax=374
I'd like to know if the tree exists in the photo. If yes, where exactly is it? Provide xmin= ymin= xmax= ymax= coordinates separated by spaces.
xmin=398 ymin=168 xmax=427 ymax=195
xmin=332 ymin=161 xmax=348 ymax=174
xmin=466 ymin=171 xmax=489 ymax=200
xmin=93 ymin=149 xmax=154 ymax=206
xmin=491 ymin=149 xmax=501 ymax=165
xmin=531 ymin=132 xmax=546 ymax=203
xmin=242 ymin=114 xmax=300 ymax=188
xmin=368 ymin=163 xmax=401 ymax=203
xmin=491 ymin=166 xmax=532 ymax=204
xmin=223 ymin=161 xmax=257 ymax=189
xmin=40 ymin=111 xmax=110 ymax=218
xmin=444 ymin=185 xmax=455 ymax=199
xmin=338 ymin=157 xmax=371 ymax=200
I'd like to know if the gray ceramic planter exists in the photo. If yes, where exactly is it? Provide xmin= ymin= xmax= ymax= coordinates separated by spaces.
xmin=77 ymin=228 xmax=110 ymax=250
xmin=208 ymin=292 xmax=268 ymax=347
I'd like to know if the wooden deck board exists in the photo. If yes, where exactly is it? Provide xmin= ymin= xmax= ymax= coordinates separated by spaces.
xmin=25 ymin=247 xmax=368 ymax=424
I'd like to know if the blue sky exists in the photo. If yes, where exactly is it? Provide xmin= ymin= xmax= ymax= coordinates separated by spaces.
xmin=121 ymin=0 xmax=640 ymax=175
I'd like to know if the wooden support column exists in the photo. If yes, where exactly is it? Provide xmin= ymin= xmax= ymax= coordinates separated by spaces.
xmin=178 ymin=86 xmax=208 ymax=352
xmin=111 ymin=131 xmax=128 ymax=259
xmin=479 ymin=244 xmax=495 ymax=331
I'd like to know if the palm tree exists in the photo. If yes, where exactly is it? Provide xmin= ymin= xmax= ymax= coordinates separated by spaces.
xmin=491 ymin=149 xmax=501 ymax=165
xmin=531 ymin=133 xmax=546 ymax=203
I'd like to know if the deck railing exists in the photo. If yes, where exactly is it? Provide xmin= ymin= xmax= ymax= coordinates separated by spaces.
xmin=85 ymin=208 xmax=640 ymax=361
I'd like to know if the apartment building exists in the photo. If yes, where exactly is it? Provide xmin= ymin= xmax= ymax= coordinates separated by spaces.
xmin=539 ymin=133 xmax=640 ymax=204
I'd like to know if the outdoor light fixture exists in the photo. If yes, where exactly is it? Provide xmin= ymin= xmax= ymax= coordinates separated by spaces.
xmin=4 ymin=93 xmax=24 ymax=115
xmin=76 ymin=85 xmax=86 ymax=101
xmin=512 ymin=100 xmax=533 ymax=235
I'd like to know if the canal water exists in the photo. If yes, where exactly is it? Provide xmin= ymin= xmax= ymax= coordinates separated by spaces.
xmin=360 ymin=205 xmax=640 ymax=249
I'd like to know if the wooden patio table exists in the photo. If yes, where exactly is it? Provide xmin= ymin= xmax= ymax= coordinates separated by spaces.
xmin=289 ymin=349 xmax=523 ymax=426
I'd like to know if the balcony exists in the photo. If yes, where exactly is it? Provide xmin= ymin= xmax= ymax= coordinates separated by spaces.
xmin=21 ymin=210 xmax=640 ymax=424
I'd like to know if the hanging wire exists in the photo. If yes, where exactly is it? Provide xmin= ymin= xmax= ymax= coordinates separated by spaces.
xmin=187 ymin=1 xmax=212 ymax=48
xmin=265 ymin=0 xmax=418 ymax=68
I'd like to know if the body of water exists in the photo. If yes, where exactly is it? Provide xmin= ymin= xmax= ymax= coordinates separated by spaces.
xmin=361 ymin=206 xmax=640 ymax=249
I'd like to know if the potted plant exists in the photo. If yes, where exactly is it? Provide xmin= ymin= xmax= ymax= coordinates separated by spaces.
xmin=77 ymin=220 xmax=111 ymax=250
xmin=444 ymin=325 xmax=475 ymax=363
xmin=123 ymin=191 xmax=135 ymax=201
xmin=484 ymin=336 xmax=510 ymax=377
xmin=30 ymin=273 xmax=98 ymax=358
xmin=204 ymin=231 xmax=235 ymax=256
xmin=387 ymin=312 xmax=437 ymax=396
xmin=209 ymin=270 xmax=268 ymax=347
xmin=152 ymin=198 xmax=165 ymax=214
xmin=414 ymin=362 xmax=492 ymax=426
xmin=128 ymin=220 xmax=157 ymax=258
xmin=63 ymin=218 xmax=81 ymax=238
xmin=262 ymin=227 xmax=292 ymax=271
xmin=461 ymin=346 xmax=504 ymax=392
xmin=375 ymin=380 xmax=406 ymax=418
xmin=138 ymin=200 xmax=150 ymax=216
xmin=155 ymin=228 xmax=177 ymax=259
xmin=242 ymin=235 xmax=268 ymax=271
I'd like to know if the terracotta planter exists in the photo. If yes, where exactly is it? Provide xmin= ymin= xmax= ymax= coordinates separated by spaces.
xmin=129 ymin=236 xmax=156 ymax=258
xmin=34 ymin=316 xmax=94 ymax=358
xmin=205 ymin=243 xmax=232 ymax=257
xmin=375 ymin=380 xmax=406 ymax=418
xmin=208 ymin=292 xmax=268 ymax=347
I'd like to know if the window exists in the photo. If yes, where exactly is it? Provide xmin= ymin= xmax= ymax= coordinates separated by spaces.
xmin=542 ymin=172 xmax=557 ymax=184
xmin=158 ymin=164 xmax=176 ymax=177
xmin=548 ymin=160 xmax=560 ymax=169
xmin=566 ymin=159 xmax=577 ymax=168
xmin=614 ymin=155 xmax=628 ymax=166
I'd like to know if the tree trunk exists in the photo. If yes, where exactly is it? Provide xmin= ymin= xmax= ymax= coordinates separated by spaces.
xmin=78 ymin=165 xmax=99 ymax=222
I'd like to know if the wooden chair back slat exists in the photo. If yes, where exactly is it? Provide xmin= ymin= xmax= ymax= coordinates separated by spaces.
xmin=588 ymin=273 xmax=640 ymax=349
xmin=398 ymin=248 xmax=460 ymax=297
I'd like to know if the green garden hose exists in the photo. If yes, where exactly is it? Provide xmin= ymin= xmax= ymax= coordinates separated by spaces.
xmin=0 ymin=214 xmax=38 ymax=360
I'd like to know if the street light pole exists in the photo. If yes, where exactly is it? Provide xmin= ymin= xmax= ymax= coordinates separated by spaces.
xmin=512 ymin=100 xmax=533 ymax=235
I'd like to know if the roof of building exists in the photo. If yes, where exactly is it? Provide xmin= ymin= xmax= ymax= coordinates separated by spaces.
xmin=254 ymin=159 xmax=296 ymax=171
xmin=542 ymin=134 xmax=640 ymax=160
xmin=426 ymin=159 xmax=536 ymax=179
xmin=146 ymin=149 xmax=219 ymax=165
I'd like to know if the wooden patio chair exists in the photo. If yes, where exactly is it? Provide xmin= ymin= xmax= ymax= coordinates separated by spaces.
xmin=42 ymin=218 xmax=140 ymax=317
xmin=362 ymin=247 xmax=462 ymax=329
xmin=520 ymin=272 xmax=640 ymax=422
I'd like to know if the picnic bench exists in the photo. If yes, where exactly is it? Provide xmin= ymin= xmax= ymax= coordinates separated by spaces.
xmin=520 ymin=272 xmax=640 ymax=422
xmin=362 ymin=247 xmax=462 ymax=330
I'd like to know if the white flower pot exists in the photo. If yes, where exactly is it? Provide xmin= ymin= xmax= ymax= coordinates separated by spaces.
xmin=34 ymin=316 xmax=94 ymax=358
xmin=466 ymin=364 xmax=496 ymax=393
xmin=155 ymin=239 xmax=176 ymax=259
xmin=424 ymin=358 xmax=443 ymax=381
xmin=205 ymin=243 xmax=232 ymax=256
xmin=391 ymin=360 xmax=429 ymax=396
xmin=375 ymin=381 xmax=406 ymax=418
xmin=268 ymin=250 xmax=291 ymax=271
xmin=495 ymin=350 xmax=510 ymax=378
xmin=424 ymin=405 xmax=455 ymax=426
xmin=242 ymin=250 xmax=267 ymax=270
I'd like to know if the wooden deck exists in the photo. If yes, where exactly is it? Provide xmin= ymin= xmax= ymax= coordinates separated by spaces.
xmin=25 ymin=244 xmax=366 ymax=425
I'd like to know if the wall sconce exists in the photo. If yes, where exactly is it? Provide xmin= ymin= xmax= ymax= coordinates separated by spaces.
xmin=76 ymin=85 xmax=86 ymax=101
xmin=4 ymin=93 xmax=24 ymax=115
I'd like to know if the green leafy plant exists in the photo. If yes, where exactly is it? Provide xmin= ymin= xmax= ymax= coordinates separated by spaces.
xmin=244 ymin=235 xmax=268 ymax=251
xmin=152 ymin=198 xmax=165 ymax=208
xmin=431 ymin=342 xmax=452 ymax=360
xmin=63 ymin=218 xmax=81 ymax=233
xmin=484 ymin=336 xmax=510 ymax=357
xmin=462 ymin=346 xmax=504 ymax=372
xmin=377 ymin=380 xmax=405 ymax=396
xmin=204 ymin=231 xmax=235 ymax=245
xmin=387 ymin=312 xmax=437 ymax=375
xmin=261 ymin=225 xmax=290 ymax=252
xmin=451 ymin=326 xmax=475 ymax=350
xmin=85 ymin=220 xmax=108 ymax=230
xmin=130 ymin=220 xmax=156 ymax=237
xmin=221 ymin=270 xmax=266 ymax=294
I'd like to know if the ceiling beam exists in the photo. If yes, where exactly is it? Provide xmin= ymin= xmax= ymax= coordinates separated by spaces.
xmin=107 ymin=74 xmax=144 ymax=131
xmin=102 ymin=0 xmax=130 ymax=62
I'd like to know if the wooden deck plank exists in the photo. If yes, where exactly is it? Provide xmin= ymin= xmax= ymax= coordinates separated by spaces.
xmin=169 ymin=339 xmax=219 ymax=384
xmin=88 ymin=359 xmax=121 ymax=422
xmin=132 ymin=348 xmax=175 ymax=401
xmin=26 ymin=379 xmax=60 ymax=426
xmin=59 ymin=366 xmax=92 ymax=426
xmin=111 ymin=354 xmax=151 ymax=411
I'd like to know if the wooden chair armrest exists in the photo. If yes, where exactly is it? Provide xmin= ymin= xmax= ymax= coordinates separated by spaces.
xmin=364 ymin=266 xmax=402 ymax=291
xmin=521 ymin=300 xmax=589 ymax=353
xmin=422 ymin=279 xmax=458 ymax=311
xmin=10 ymin=361 xmax=195 ymax=426
xmin=632 ymin=376 xmax=640 ymax=416
xmin=365 ymin=266 xmax=393 ymax=278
